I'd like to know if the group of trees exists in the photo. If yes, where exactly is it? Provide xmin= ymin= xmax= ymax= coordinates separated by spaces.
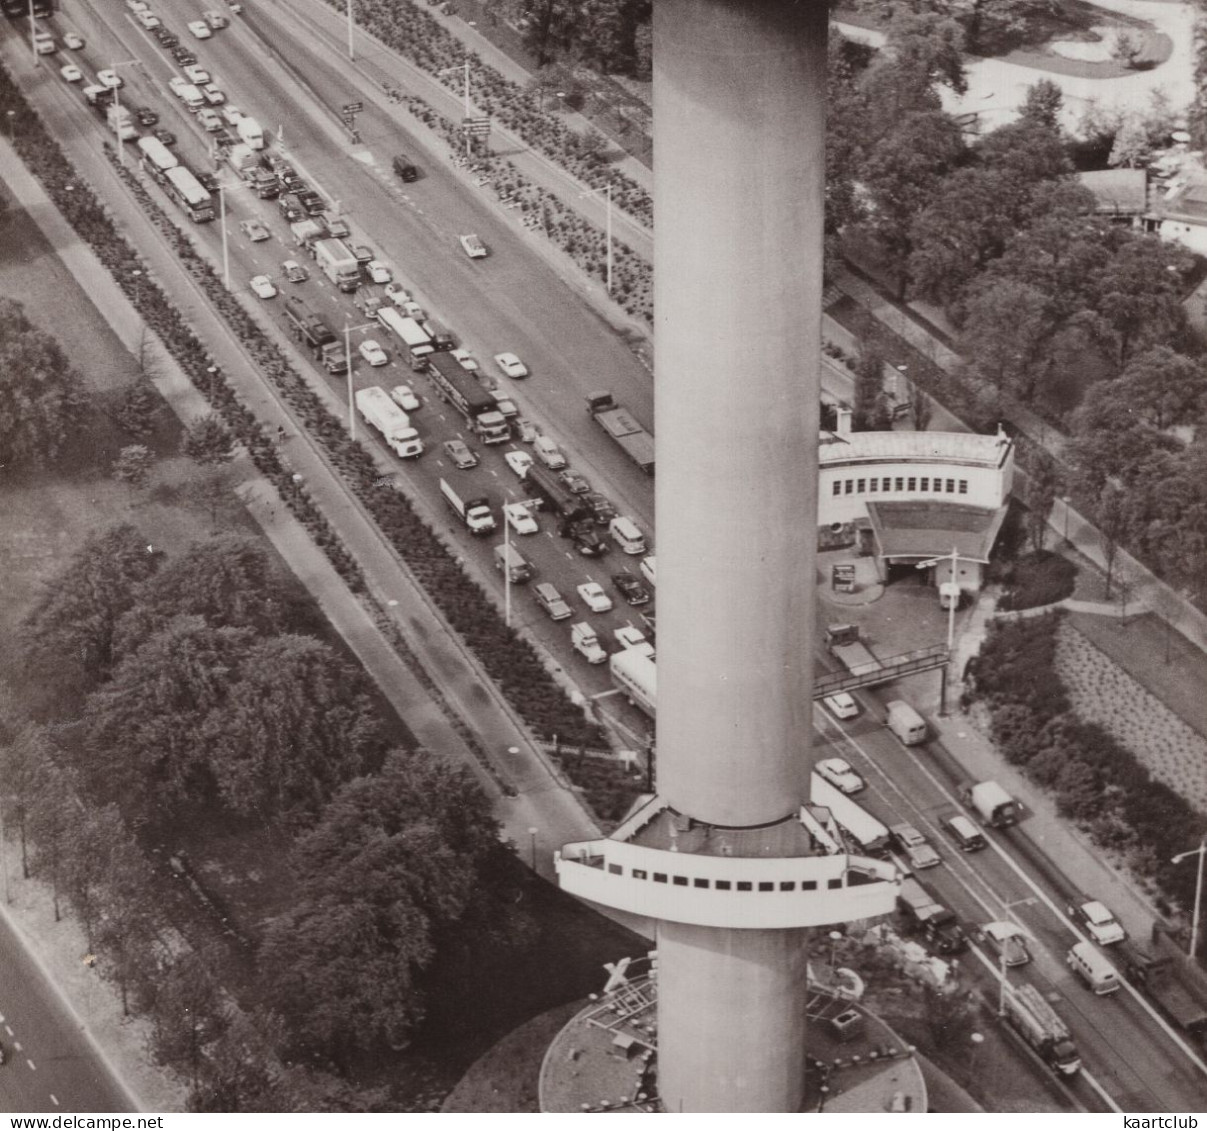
xmin=514 ymin=0 xmax=651 ymax=77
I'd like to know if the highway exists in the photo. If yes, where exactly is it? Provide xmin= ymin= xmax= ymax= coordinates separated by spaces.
xmin=11 ymin=0 xmax=1207 ymax=1113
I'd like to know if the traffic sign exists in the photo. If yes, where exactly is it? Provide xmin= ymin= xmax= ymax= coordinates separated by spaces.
xmin=342 ymin=101 xmax=363 ymax=115
xmin=461 ymin=115 xmax=491 ymax=135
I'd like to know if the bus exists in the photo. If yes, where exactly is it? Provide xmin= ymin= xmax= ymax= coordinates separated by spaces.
xmin=137 ymin=135 xmax=178 ymax=183
xmin=377 ymin=307 xmax=433 ymax=369
xmin=610 ymin=649 xmax=655 ymax=718
xmin=162 ymin=165 xmax=215 ymax=222
xmin=424 ymin=351 xmax=509 ymax=443
xmin=810 ymin=772 xmax=891 ymax=856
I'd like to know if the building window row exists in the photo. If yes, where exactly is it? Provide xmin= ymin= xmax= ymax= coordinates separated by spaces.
xmin=610 ymin=864 xmax=844 ymax=892
xmin=832 ymin=476 xmax=969 ymax=498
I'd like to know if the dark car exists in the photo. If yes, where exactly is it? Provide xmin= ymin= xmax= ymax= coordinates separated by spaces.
xmin=559 ymin=469 xmax=591 ymax=495
xmin=611 ymin=571 xmax=651 ymax=606
xmin=277 ymin=193 xmax=305 ymax=222
xmin=583 ymin=491 xmax=618 ymax=525
xmin=134 ymin=105 xmax=159 ymax=126
xmin=172 ymin=47 xmax=197 ymax=65
xmin=196 ymin=170 xmax=220 ymax=192
xmin=298 ymin=191 xmax=325 ymax=215
xmin=153 ymin=128 xmax=178 ymax=147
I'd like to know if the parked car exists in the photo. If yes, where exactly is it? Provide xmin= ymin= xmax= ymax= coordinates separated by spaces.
xmin=1066 ymin=898 xmax=1126 ymax=946
xmin=816 ymin=757 xmax=865 ymax=795
xmin=493 ymin=352 xmax=529 ymax=379
xmin=504 ymin=450 xmax=533 ymax=479
xmin=504 ymin=502 xmax=539 ymax=536
xmin=611 ymin=571 xmax=650 ymax=606
xmin=239 ymin=218 xmax=270 ymax=242
xmin=249 ymin=275 xmax=277 ymax=299
xmin=577 ymin=581 xmax=613 ymax=614
xmin=823 ymin=692 xmax=860 ymax=720
xmin=390 ymin=384 xmax=420 ymax=411
xmin=441 ymin=439 xmax=478 ymax=469
xmin=889 ymin=823 xmax=941 ymax=870
xmin=359 ymin=340 xmax=388 ymax=367
xmin=459 ymin=233 xmax=487 ymax=259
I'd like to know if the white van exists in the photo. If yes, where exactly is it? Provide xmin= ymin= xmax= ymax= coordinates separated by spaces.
xmin=1067 ymin=941 xmax=1121 ymax=995
xmin=608 ymin=516 xmax=646 ymax=555
xmin=175 ymin=83 xmax=206 ymax=111
xmin=943 ymin=814 xmax=987 ymax=853
xmin=886 ymin=700 xmax=927 ymax=746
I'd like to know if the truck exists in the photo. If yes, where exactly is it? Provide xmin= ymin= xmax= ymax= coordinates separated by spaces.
xmin=1001 ymin=983 xmax=1081 ymax=1076
xmin=312 ymin=238 xmax=361 ymax=292
xmin=282 ymin=296 xmax=347 ymax=373
xmin=236 ymin=115 xmax=264 ymax=149
xmin=1118 ymin=926 xmax=1207 ymax=1036
xmin=585 ymin=391 xmax=655 ymax=476
xmin=962 ymin=781 xmax=1019 ymax=828
xmin=377 ymin=308 xmax=434 ymax=370
xmin=896 ymin=877 xmax=968 ymax=956
xmin=886 ymin=700 xmax=928 ymax=746
xmin=106 ymin=104 xmax=138 ymax=141
xmin=426 ymin=353 xmax=509 ymax=443
xmin=439 ymin=477 xmax=495 ymax=535
xmin=423 ymin=318 xmax=455 ymax=351
xmin=610 ymin=648 xmax=656 ymax=717
xmin=524 ymin=464 xmax=608 ymax=556
xmin=810 ymin=772 xmax=891 ymax=857
xmin=354 ymin=387 xmax=423 ymax=459
xmin=824 ymin=623 xmax=882 ymax=678
xmin=225 ymin=143 xmax=278 ymax=197
xmin=290 ymin=218 xmax=327 ymax=251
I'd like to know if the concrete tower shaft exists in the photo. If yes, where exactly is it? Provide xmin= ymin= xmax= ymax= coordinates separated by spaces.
xmin=654 ymin=0 xmax=827 ymax=827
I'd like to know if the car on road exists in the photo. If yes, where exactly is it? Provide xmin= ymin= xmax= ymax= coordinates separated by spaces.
xmin=196 ymin=108 xmax=222 ymax=132
xmin=60 ymin=63 xmax=83 ymax=82
xmin=203 ymin=9 xmax=229 ymax=28
xmin=171 ymin=47 xmax=197 ymax=65
xmin=384 ymin=283 xmax=411 ymax=307
xmin=221 ymin=104 xmax=244 ymax=126
xmin=504 ymin=501 xmax=539 ymax=536
xmin=401 ymin=299 xmax=425 ymax=320
xmin=390 ymin=384 xmax=420 ymax=411
xmin=570 ymin=622 xmax=607 ymax=664
xmin=1066 ymin=898 xmax=1126 ymax=946
xmin=504 ymin=450 xmax=533 ymax=479
xmin=823 ymin=692 xmax=860 ymax=721
xmin=534 ymin=582 xmax=572 ymax=621
xmin=451 ymin=347 xmax=479 ymax=372
xmin=188 ymin=19 xmax=213 ymax=37
xmin=816 ymin=757 xmax=865 ymax=795
xmin=982 ymin=921 xmax=1031 ymax=967
xmin=577 ymin=581 xmax=613 ymax=614
xmin=493 ymin=352 xmax=529 ymax=379
xmin=154 ymin=30 xmax=179 ymax=48
xmin=96 ymin=70 xmax=124 ymax=89
xmin=135 ymin=10 xmax=161 ymax=28
xmin=358 ymin=340 xmax=388 ymax=367
xmin=249 ymin=275 xmax=277 ymax=299
xmin=611 ymin=571 xmax=650 ymax=606
xmin=639 ymin=556 xmax=656 ymax=587
xmin=351 ymin=243 xmax=374 ymax=265
xmin=533 ymin=435 xmax=566 ymax=469
xmin=239 ymin=218 xmax=270 ymax=242
xmin=889 ymin=823 xmax=941 ymax=870
xmin=62 ymin=32 xmax=84 ymax=49
xmin=282 ymin=259 xmax=309 ymax=283
xmin=441 ymin=439 xmax=478 ymax=469
xmin=459 ymin=233 xmax=487 ymax=259
xmin=584 ymin=491 xmax=618 ymax=524
xmin=183 ymin=64 xmax=211 ymax=85
xmin=559 ymin=469 xmax=591 ymax=495
xmin=511 ymin=417 xmax=537 ymax=444
xmin=614 ymin=625 xmax=654 ymax=659
xmin=202 ymin=84 xmax=226 ymax=105
xmin=366 ymin=259 xmax=392 ymax=285
xmin=153 ymin=128 xmax=177 ymax=146
xmin=134 ymin=105 xmax=159 ymax=126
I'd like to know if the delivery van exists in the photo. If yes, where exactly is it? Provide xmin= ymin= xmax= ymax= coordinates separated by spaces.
xmin=1067 ymin=941 xmax=1121 ymax=995
xmin=493 ymin=543 xmax=532 ymax=584
xmin=608 ymin=516 xmax=646 ymax=555
xmin=886 ymin=700 xmax=927 ymax=746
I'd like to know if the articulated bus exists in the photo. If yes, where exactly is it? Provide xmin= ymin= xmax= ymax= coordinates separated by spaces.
xmin=610 ymin=649 xmax=655 ymax=718
xmin=137 ymin=135 xmax=178 ymax=182
xmin=809 ymin=772 xmax=891 ymax=857
xmin=162 ymin=165 xmax=215 ymax=222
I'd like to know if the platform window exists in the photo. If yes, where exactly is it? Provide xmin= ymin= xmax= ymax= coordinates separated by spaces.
xmin=833 ymin=481 xmax=842 ymax=497
xmin=715 ymin=880 xmax=731 ymax=891
xmin=780 ymin=881 xmax=795 ymax=892
xmin=633 ymin=869 xmax=647 ymax=880
xmin=959 ymin=479 xmax=968 ymax=494
xmin=737 ymin=881 xmax=753 ymax=892
xmin=844 ymin=479 xmax=854 ymax=495
xmin=673 ymin=875 xmax=688 ymax=886
xmin=759 ymin=881 xmax=774 ymax=892
xmin=694 ymin=877 xmax=709 ymax=889
xmin=857 ymin=478 xmax=866 ymax=494
xmin=947 ymin=478 xmax=956 ymax=493
xmin=920 ymin=477 xmax=929 ymax=492
xmin=608 ymin=863 xmax=622 ymax=875
xmin=801 ymin=880 xmax=817 ymax=891
xmin=828 ymin=878 xmax=842 ymax=890
xmin=907 ymin=477 xmax=917 ymax=492
xmin=868 ymin=478 xmax=879 ymax=493
xmin=653 ymin=873 xmax=667 ymax=883
xmin=895 ymin=477 xmax=904 ymax=492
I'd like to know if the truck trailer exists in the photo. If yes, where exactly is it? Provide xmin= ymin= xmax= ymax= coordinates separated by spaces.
xmin=282 ymin=296 xmax=347 ymax=373
xmin=439 ymin=478 xmax=494 ymax=535
xmin=585 ymin=391 xmax=655 ymax=476
xmin=824 ymin=623 xmax=883 ymax=678
xmin=1119 ymin=927 xmax=1207 ymax=1036
xmin=963 ymin=781 xmax=1019 ymax=827
xmin=1001 ymin=983 xmax=1081 ymax=1076
xmin=354 ymin=387 xmax=422 ymax=459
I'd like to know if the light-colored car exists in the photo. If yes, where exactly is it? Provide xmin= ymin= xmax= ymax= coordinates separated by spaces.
xmin=203 ymin=9 xmax=229 ymax=28
xmin=982 ymin=921 xmax=1031 ymax=967
xmin=136 ymin=10 xmax=161 ymax=28
xmin=459 ymin=233 xmax=487 ymax=259
xmin=62 ymin=32 xmax=85 ymax=49
xmin=451 ymin=347 xmax=479 ymax=373
xmin=239 ymin=218 xmax=270 ymax=242
xmin=187 ymin=19 xmax=213 ymax=38
xmin=889 ymin=823 xmax=941 ymax=870
xmin=577 ymin=581 xmax=613 ymax=614
xmin=533 ymin=435 xmax=566 ymax=469
xmin=359 ymin=340 xmax=388 ymax=367
xmin=493 ymin=352 xmax=529 ymax=379
xmin=249 ymin=275 xmax=277 ymax=299
xmin=96 ymin=70 xmax=124 ymax=89
xmin=60 ymin=63 xmax=83 ymax=82
xmin=504 ymin=501 xmax=539 ymax=536
xmin=282 ymin=259 xmax=309 ymax=283
xmin=202 ymin=84 xmax=225 ymax=105
xmin=366 ymin=259 xmax=392 ymax=285
xmin=402 ymin=300 xmax=425 ymax=321
xmin=221 ymin=104 xmax=244 ymax=126
xmin=441 ymin=439 xmax=478 ymax=469
xmin=183 ymin=64 xmax=210 ymax=85
xmin=168 ymin=76 xmax=191 ymax=98
xmin=816 ymin=757 xmax=865 ymax=795
xmin=570 ymin=622 xmax=607 ymax=665
xmin=1067 ymin=899 xmax=1126 ymax=946
xmin=504 ymin=450 xmax=533 ymax=479
xmin=384 ymin=282 xmax=411 ymax=305
xmin=823 ymin=692 xmax=860 ymax=720
xmin=534 ymin=582 xmax=572 ymax=622
xmin=196 ymin=108 xmax=223 ymax=132
xmin=390 ymin=384 xmax=420 ymax=410
xmin=511 ymin=417 xmax=537 ymax=444
xmin=125 ymin=0 xmax=149 ymax=11
xmin=614 ymin=625 xmax=654 ymax=659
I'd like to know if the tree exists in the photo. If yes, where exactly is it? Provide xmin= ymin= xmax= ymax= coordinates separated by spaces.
xmin=1098 ymin=483 xmax=1128 ymax=599
xmin=187 ymin=466 xmax=238 ymax=534
xmin=911 ymin=384 xmax=933 ymax=431
xmin=853 ymin=345 xmax=892 ymax=431
xmin=0 ymin=297 xmax=89 ymax=468
xmin=0 ymin=724 xmax=56 ymax=878
xmin=182 ymin=414 xmax=234 ymax=466
xmin=1112 ymin=345 xmax=1205 ymax=430
xmin=25 ymin=759 xmax=79 ymax=921
xmin=1090 ymin=234 xmax=1190 ymax=368
xmin=112 ymin=444 xmax=153 ymax=493
xmin=1020 ymin=78 xmax=1063 ymax=129
xmin=1112 ymin=28 xmax=1142 ymax=67
xmin=959 ymin=278 xmax=1052 ymax=402
xmin=116 ymin=377 xmax=158 ymax=439
xmin=19 ymin=524 xmax=160 ymax=710
xmin=1024 ymin=449 xmax=1057 ymax=553
xmin=148 ymin=951 xmax=228 ymax=1089
xmin=1108 ymin=114 xmax=1150 ymax=168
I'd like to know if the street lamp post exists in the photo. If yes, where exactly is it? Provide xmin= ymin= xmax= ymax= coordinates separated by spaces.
xmin=6 ymin=110 xmax=15 ymax=143
xmin=578 ymin=180 xmax=614 ymax=294
xmin=346 ymin=0 xmax=355 ymax=60
xmin=1172 ymin=835 xmax=1207 ymax=959
xmin=110 ymin=61 xmax=141 ymax=164
xmin=439 ymin=61 xmax=473 ymax=158
xmin=1062 ymin=497 xmax=1071 ymax=547
xmin=528 ymin=826 xmax=538 ymax=870
xmin=344 ymin=321 xmax=376 ymax=441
